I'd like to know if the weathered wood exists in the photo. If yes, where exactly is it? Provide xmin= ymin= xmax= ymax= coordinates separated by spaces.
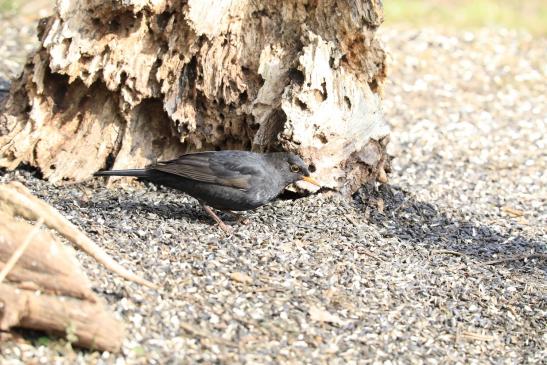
xmin=0 ymin=213 xmax=95 ymax=300
xmin=0 ymin=182 xmax=124 ymax=351
xmin=0 ymin=181 xmax=155 ymax=288
xmin=0 ymin=283 xmax=124 ymax=352
xmin=0 ymin=0 xmax=390 ymax=193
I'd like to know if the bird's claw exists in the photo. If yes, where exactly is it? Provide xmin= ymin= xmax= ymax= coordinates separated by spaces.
xmin=218 ymin=222 xmax=234 ymax=234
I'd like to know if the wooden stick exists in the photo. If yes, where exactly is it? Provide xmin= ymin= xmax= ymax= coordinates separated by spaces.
xmin=0 ymin=182 xmax=156 ymax=288
xmin=0 ymin=212 xmax=96 ymax=301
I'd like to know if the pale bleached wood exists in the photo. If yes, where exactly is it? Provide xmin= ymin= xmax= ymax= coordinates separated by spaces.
xmin=0 ymin=183 xmax=125 ymax=352
xmin=0 ymin=218 xmax=44 ymax=283
xmin=0 ymin=181 xmax=155 ymax=288
xmin=0 ymin=212 xmax=95 ymax=300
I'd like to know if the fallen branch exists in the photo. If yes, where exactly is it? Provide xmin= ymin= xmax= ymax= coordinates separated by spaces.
xmin=0 ymin=212 xmax=96 ymax=300
xmin=0 ymin=181 xmax=155 ymax=288
xmin=0 ymin=187 xmax=126 ymax=351
xmin=0 ymin=283 xmax=124 ymax=352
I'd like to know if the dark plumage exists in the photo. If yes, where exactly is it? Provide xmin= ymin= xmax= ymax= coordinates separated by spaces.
xmin=94 ymin=151 xmax=320 ymax=232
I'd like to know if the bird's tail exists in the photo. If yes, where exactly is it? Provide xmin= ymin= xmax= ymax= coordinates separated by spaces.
xmin=94 ymin=169 xmax=149 ymax=177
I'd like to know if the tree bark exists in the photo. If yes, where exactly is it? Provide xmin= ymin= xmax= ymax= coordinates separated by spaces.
xmin=0 ymin=181 xmax=155 ymax=288
xmin=0 ymin=284 xmax=124 ymax=352
xmin=0 ymin=212 xmax=95 ymax=301
xmin=0 ymin=205 xmax=125 ymax=352
xmin=0 ymin=0 xmax=390 ymax=194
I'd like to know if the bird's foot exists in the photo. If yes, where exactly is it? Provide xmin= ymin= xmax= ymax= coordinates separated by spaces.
xmin=201 ymin=203 xmax=234 ymax=234
xmin=218 ymin=221 xmax=234 ymax=234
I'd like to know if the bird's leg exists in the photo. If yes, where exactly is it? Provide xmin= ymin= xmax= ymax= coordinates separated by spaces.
xmin=200 ymin=203 xmax=233 ymax=233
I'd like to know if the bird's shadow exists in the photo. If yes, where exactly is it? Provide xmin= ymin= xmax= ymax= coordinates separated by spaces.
xmin=355 ymin=183 xmax=546 ymax=272
xmin=80 ymin=191 xmax=240 ymax=226
xmin=78 ymin=181 xmax=545 ymax=272
xmin=81 ymin=181 xmax=310 ymax=226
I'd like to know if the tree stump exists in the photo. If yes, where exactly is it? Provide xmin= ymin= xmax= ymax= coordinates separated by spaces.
xmin=0 ymin=0 xmax=390 ymax=194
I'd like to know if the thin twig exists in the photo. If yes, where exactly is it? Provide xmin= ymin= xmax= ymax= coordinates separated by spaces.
xmin=243 ymin=285 xmax=286 ymax=293
xmin=345 ymin=214 xmax=359 ymax=226
xmin=460 ymin=331 xmax=495 ymax=341
xmin=179 ymin=322 xmax=237 ymax=347
xmin=0 ymin=182 xmax=156 ymax=288
xmin=432 ymin=249 xmax=464 ymax=257
xmin=361 ymin=249 xmax=385 ymax=262
xmin=483 ymin=253 xmax=547 ymax=265
xmin=0 ymin=218 xmax=45 ymax=283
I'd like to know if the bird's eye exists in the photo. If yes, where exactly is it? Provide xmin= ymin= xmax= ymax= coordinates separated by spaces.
xmin=290 ymin=164 xmax=301 ymax=173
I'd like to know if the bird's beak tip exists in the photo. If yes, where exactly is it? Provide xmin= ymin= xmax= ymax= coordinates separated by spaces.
xmin=301 ymin=176 xmax=321 ymax=187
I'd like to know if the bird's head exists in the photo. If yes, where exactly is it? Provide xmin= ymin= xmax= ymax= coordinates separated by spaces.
xmin=269 ymin=152 xmax=321 ymax=187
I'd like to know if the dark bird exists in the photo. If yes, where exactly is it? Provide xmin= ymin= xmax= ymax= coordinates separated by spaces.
xmin=94 ymin=151 xmax=320 ymax=232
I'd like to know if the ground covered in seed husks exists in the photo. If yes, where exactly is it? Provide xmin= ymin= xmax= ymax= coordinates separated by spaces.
xmin=0 ymin=11 xmax=546 ymax=365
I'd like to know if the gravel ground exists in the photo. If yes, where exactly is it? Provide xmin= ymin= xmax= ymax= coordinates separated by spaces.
xmin=0 ymin=14 xmax=546 ymax=365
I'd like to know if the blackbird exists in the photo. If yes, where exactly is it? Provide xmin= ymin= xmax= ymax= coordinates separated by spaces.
xmin=94 ymin=151 xmax=320 ymax=232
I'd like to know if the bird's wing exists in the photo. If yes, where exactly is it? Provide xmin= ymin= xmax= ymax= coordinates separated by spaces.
xmin=150 ymin=152 xmax=263 ymax=190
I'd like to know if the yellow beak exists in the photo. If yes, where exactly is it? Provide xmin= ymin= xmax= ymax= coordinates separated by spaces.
xmin=300 ymin=176 xmax=321 ymax=187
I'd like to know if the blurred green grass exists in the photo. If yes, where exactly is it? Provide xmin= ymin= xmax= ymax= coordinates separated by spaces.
xmin=0 ymin=0 xmax=17 ymax=13
xmin=1 ymin=0 xmax=547 ymax=35
xmin=384 ymin=0 xmax=547 ymax=35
